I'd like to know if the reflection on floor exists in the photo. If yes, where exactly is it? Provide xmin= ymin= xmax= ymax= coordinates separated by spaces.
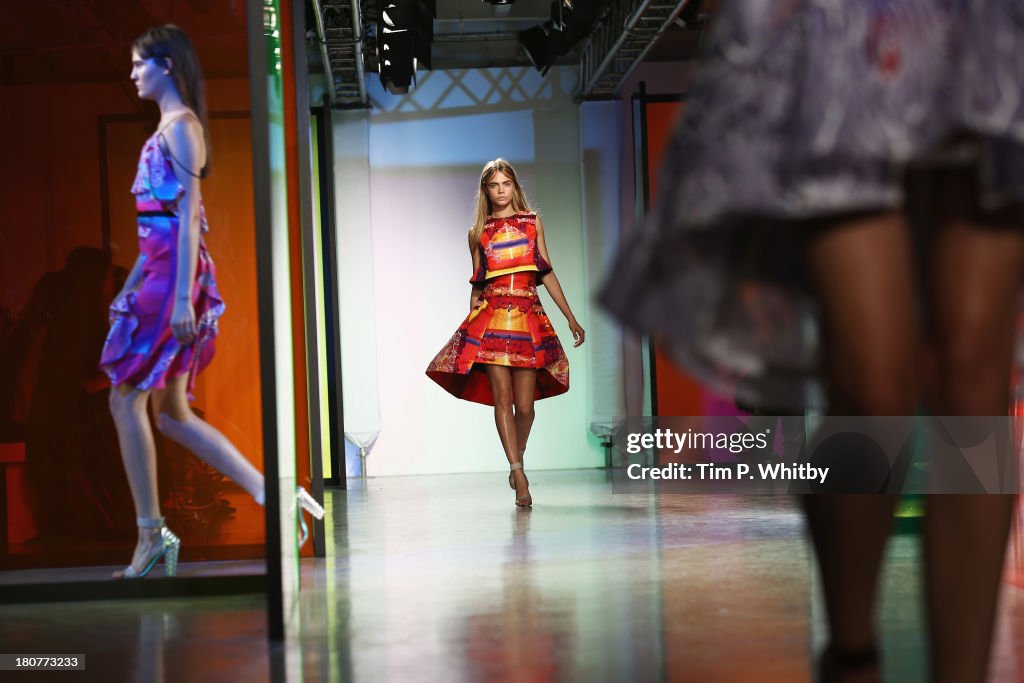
xmin=2 ymin=470 xmax=1023 ymax=682
xmin=0 ymin=594 xmax=269 ymax=681
xmin=0 ymin=559 xmax=264 ymax=585
xmin=1 ymin=487 xmax=266 ymax=572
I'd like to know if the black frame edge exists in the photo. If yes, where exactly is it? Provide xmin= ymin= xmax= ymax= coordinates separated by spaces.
xmin=248 ymin=0 xmax=285 ymax=642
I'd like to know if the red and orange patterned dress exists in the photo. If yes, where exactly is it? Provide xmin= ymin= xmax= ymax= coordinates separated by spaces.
xmin=426 ymin=212 xmax=569 ymax=406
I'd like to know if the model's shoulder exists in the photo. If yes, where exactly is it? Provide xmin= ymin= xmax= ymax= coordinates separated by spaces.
xmin=163 ymin=111 xmax=202 ymax=141
xmin=159 ymin=112 xmax=203 ymax=162
xmin=519 ymin=212 xmax=542 ymax=231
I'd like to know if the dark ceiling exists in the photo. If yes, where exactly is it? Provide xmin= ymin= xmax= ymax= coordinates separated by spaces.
xmin=0 ymin=0 xmax=706 ymax=86
xmin=0 ymin=0 xmax=248 ymax=84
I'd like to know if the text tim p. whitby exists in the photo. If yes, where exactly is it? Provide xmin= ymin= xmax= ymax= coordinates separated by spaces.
xmin=625 ymin=462 xmax=829 ymax=484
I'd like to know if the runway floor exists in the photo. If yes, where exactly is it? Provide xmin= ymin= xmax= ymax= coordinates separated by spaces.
xmin=3 ymin=469 xmax=1024 ymax=681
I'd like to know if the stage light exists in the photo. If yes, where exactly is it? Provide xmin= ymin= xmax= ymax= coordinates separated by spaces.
xmin=377 ymin=0 xmax=435 ymax=94
xmin=519 ymin=21 xmax=557 ymax=76
xmin=519 ymin=0 xmax=593 ymax=75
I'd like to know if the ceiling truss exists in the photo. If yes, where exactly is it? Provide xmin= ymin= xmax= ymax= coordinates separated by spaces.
xmin=312 ymin=0 xmax=368 ymax=107
xmin=578 ymin=0 xmax=695 ymax=100
xmin=310 ymin=0 xmax=702 ymax=107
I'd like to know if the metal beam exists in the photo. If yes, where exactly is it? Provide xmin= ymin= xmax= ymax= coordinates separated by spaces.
xmin=349 ymin=0 xmax=368 ymax=105
xmin=577 ymin=0 xmax=694 ymax=100
xmin=313 ymin=0 xmax=369 ymax=107
xmin=311 ymin=0 xmax=338 ymax=104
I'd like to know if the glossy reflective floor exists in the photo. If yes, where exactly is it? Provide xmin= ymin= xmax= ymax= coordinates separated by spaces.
xmin=3 ymin=470 xmax=1024 ymax=682
xmin=1 ymin=486 xmax=266 ymax=575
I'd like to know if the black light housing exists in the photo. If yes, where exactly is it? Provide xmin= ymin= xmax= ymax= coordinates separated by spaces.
xmin=519 ymin=22 xmax=556 ymax=76
xmin=519 ymin=0 xmax=594 ymax=75
xmin=377 ymin=0 xmax=436 ymax=94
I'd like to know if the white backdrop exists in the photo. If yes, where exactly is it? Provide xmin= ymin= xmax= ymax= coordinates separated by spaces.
xmin=580 ymin=101 xmax=626 ymax=442
xmin=333 ymin=66 xmax=607 ymax=476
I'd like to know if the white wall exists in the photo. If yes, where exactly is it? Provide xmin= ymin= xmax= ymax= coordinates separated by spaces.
xmin=335 ymin=66 xmax=607 ymax=476
xmin=332 ymin=111 xmax=382 ymax=478
xmin=579 ymin=100 xmax=625 ymax=441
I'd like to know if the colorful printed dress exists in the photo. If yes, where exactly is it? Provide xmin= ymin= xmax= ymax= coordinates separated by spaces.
xmin=99 ymin=125 xmax=225 ymax=394
xmin=426 ymin=212 xmax=569 ymax=406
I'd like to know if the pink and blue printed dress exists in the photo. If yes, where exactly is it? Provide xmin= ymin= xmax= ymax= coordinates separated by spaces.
xmin=100 ymin=118 xmax=225 ymax=394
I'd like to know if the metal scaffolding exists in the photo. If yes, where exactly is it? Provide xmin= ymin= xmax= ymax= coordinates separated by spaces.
xmin=578 ymin=0 xmax=695 ymax=100
xmin=312 ymin=0 xmax=369 ymax=107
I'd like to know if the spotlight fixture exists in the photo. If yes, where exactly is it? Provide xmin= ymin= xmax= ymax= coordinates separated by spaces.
xmin=377 ymin=0 xmax=435 ymax=94
xmin=519 ymin=22 xmax=557 ymax=76
xmin=482 ymin=0 xmax=515 ymax=17
xmin=519 ymin=0 xmax=593 ymax=75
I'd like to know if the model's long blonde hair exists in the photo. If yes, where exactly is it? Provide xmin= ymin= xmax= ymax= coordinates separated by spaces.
xmin=468 ymin=159 xmax=532 ymax=251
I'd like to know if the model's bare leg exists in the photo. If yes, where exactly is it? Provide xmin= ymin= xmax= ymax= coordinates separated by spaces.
xmin=485 ymin=365 xmax=530 ymax=504
xmin=485 ymin=365 xmax=518 ymax=464
xmin=108 ymin=383 xmax=162 ymax=577
xmin=803 ymin=211 xmax=918 ymax=682
xmin=924 ymin=221 xmax=1024 ymax=683
xmin=150 ymin=373 xmax=264 ymax=502
xmin=511 ymin=368 xmax=537 ymax=503
xmin=512 ymin=368 xmax=537 ymax=464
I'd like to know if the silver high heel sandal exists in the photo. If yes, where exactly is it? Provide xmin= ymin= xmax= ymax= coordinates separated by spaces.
xmin=509 ymin=454 xmax=525 ymax=490
xmin=510 ymin=463 xmax=532 ymax=507
xmin=295 ymin=487 xmax=326 ymax=547
xmin=254 ymin=487 xmax=325 ymax=547
xmin=254 ymin=487 xmax=324 ymax=518
xmin=116 ymin=516 xmax=181 ymax=579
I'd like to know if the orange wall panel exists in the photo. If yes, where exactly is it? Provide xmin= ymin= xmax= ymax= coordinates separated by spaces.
xmin=644 ymin=100 xmax=704 ymax=416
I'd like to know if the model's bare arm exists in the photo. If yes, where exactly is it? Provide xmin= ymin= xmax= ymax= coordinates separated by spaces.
xmin=535 ymin=217 xmax=585 ymax=347
xmin=165 ymin=116 xmax=204 ymax=344
xmin=469 ymin=234 xmax=485 ymax=311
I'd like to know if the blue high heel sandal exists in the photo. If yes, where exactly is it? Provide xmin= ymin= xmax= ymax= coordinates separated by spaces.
xmin=116 ymin=516 xmax=181 ymax=579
